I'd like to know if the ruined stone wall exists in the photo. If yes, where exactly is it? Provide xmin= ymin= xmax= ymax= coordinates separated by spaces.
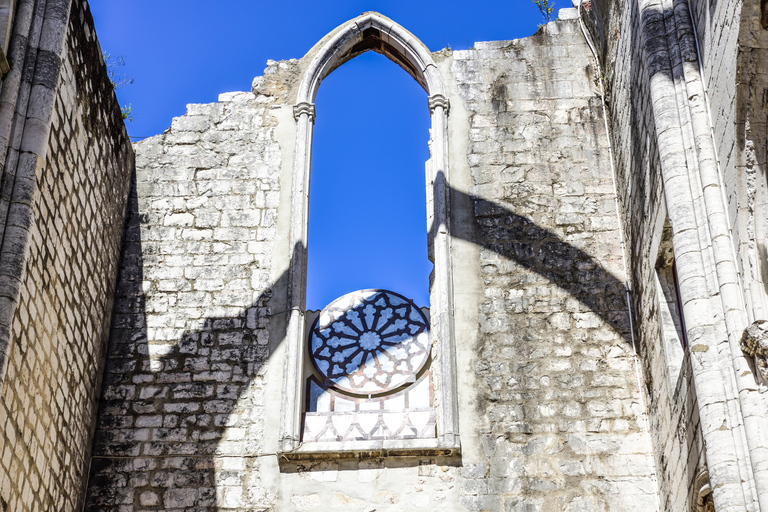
xmin=450 ymin=20 xmax=657 ymax=510
xmin=687 ymin=0 xmax=741 ymax=226
xmin=85 ymin=67 xmax=290 ymax=510
xmin=694 ymin=0 xmax=768 ymax=503
xmin=0 ymin=0 xmax=134 ymax=510
xmin=593 ymin=0 xmax=768 ymax=507
xmin=688 ymin=0 xmax=741 ymax=167
xmin=583 ymin=1 xmax=704 ymax=509
xmin=86 ymin=17 xmax=660 ymax=511
xmin=738 ymin=1 xmax=768 ymax=326
xmin=689 ymin=0 xmax=768 ymax=324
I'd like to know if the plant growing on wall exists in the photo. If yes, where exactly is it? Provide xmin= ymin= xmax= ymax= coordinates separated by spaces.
xmin=120 ymin=104 xmax=133 ymax=122
xmin=103 ymin=51 xmax=134 ymax=122
xmin=533 ymin=0 xmax=555 ymax=22
xmin=103 ymin=52 xmax=133 ymax=89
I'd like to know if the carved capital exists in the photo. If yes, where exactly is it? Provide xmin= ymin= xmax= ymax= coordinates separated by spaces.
xmin=694 ymin=466 xmax=714 ymax=512
xmin=742 ymin=320 xmax=768 ymax=384
xmin=293 ymin=102 xmax=316 ymax=122
xmin=428 ymin=94 xmax=450 ymax=115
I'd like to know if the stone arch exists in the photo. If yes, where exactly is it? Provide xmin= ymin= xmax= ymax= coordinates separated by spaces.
xmin=280 ymin=12 xmax=458 ymax=456
xmin=295 ymin=12 xmax=446 ymax=103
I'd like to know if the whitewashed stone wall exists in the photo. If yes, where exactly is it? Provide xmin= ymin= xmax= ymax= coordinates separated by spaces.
xmin=450 ymin=20 xmax=657 ymax=511
xmin=689 ymin=0 xmax=768 ymax=326
xmin=0 ymin=0 xmax=134 ymax=510
xmin=586 ymin=0 xmax=768 ymax=509
xmin=85 ymin=61 xmax=291 ymax=510
xmin=1 ymin=2 xmax=766 ymax=511
xmin=86 ymin=15 xmax=660 ymax=511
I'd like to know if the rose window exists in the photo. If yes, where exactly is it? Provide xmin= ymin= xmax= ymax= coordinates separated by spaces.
xmin=309 ymin=290 xmax=430 ymax=395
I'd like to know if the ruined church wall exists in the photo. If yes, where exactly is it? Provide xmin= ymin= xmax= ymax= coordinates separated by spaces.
xmin=688 ymin=1 xmax=768 ymax=502
xmin=448 ymin=19 xmax=658 ymax=511
xmin=0 ymin=0 xmax=134 ymax=510
xmin=736 ymin=0 xmax=768 ymax=326
xmin=590 ymin=0 xmax=768 ymax=507
xmin=86 ymin=17 xmax=658 ymax=512
xmin=583 ymin=1 xmax=703 ymax=509
xmin=686 ymin=0 xmax=742 ymax=235
xmin=688 ymin=0 xmax=768 ymax=322
xmin=84 ymin=70 xmax=290 ymax=510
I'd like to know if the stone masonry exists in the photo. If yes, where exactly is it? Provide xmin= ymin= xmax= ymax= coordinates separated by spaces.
xmin=0 ymin=0 xmax=134 ymax=510
xmin=587 ymin=0 xmax=768 ymax=509
xmin=450 ymin=23 xmax=657 ymax=510
xmin=85 ymin=67 xmax=288 ymax=510
xmin=2 ymin=1 xmax=768 ymax=511
xmin=84 ymin=14 xmax=658 ymax=512
xmin=582 ymin=1 xmax=705 ymax=508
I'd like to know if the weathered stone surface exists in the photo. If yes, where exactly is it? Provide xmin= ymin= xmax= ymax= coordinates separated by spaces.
xmin=84 ymin=57 xmax=285 ymax=512
xmin=451 ymin=19 xmax=656 ymax=510
xmin=0 ymin=1 xmax=134 ymax=511
xmin=78 ymin=13 xmax=661 ymax=512
xmin=584 ymin=0 xmax=768 ymax=509
xmin=742 ymin=320 xmax=768 ymax=384
xmin=582 ymin=1 xmax=698 ymax=509
xmin=1 ymin=2 xmax=766 ymax=511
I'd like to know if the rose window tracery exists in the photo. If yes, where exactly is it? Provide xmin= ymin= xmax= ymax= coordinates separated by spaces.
xmin=309 ymin=290 xmax=430 ymax=395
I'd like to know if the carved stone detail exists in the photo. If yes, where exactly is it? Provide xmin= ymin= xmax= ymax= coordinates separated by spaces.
xmin=741 ymin=320 xmax=768 ymax=384
xmin=694 ymin=466 xmax=715 ymax=512
xmin=309 ymin=290 xmax=430 ymax=395
xmin=293 ymin=102 xmax=316 ymax=122
xmin=428 ymin=94 xmax=450 ymax=114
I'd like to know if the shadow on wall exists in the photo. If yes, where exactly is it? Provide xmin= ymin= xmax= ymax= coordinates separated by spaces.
xmin=83 ymin=166 xmax=636 ymax=509
xmin=449 ymin=182 xmax=632 ymax=345
xmin=85 ymin=174 xmax=289 ymax=508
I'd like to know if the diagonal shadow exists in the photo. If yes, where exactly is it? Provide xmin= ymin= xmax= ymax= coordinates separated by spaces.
xmin=85 ymin=173 xmax=291 ymax=509
xmin=85 ymin=169 xmax=633 ymax=509
xmin=444 ymin=177 xmax=633 ymax=346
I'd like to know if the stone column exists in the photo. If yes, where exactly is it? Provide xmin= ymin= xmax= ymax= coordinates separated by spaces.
xmin=428 ymin=93 xmax=459 ymax=447
xmin=280 ymin=101 xmax=315 ymax=451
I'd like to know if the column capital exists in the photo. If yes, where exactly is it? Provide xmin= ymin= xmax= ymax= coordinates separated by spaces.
xmin=293 ymin=102 xmax=316 ymax=122
xmin=428 ymin=94 xmax=450 ymax=114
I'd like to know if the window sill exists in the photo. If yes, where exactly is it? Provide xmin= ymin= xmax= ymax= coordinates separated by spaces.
xmin=278 ymin=437 xmax=461 ymax=462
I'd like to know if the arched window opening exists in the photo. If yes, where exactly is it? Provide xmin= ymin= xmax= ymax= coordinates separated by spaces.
xmin=307 ymin=51 xmax=431 ymax=310
xmin=301 ymin=52 xmax=435 ymax=444
xmin=280 ymin=13 xmax=459 ymax=457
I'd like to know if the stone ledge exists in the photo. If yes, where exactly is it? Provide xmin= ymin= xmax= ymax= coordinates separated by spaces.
xmin=277 ymin=438 xmax=461 ymax=462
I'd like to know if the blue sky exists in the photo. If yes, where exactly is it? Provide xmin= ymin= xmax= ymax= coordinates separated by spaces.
xmin=90 ymin=1 xmax=546 ymax=309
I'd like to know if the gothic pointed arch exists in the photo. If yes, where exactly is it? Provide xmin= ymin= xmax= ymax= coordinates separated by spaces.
xmin=295 ymin=12 xmax=446 ymax=104
xmin=280 ymin=12 xmax=458 ymax=457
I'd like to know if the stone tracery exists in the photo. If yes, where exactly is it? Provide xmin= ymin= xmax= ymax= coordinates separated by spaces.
xmin=309 ymin=290 xmax=430 ymax=395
